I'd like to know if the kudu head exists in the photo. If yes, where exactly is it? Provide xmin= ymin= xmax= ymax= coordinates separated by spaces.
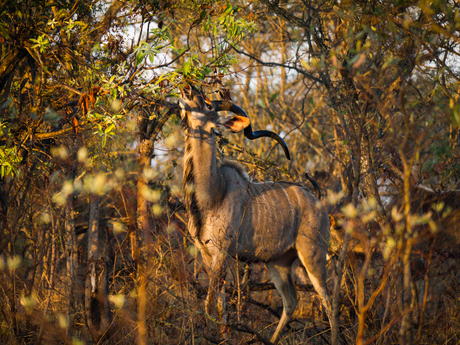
xmin=179 ymin=85 xmax=291 ymax=160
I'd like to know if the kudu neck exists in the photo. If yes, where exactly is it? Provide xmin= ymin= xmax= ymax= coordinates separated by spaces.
xmin=183 ymin=123 xmax=225 ymax=211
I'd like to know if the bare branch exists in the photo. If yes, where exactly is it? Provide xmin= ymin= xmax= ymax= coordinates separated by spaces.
xmin=230 ymin=44 xmax=324 ymax=84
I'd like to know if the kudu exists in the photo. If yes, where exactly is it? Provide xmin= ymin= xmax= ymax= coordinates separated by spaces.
xmin=179 ymin=86 xmax=337 ymax=344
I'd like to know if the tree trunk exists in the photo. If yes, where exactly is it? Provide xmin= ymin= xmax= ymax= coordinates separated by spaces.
xmin=64 ymin=199 xmax=77 ymax=337
xmin=339 ymin=68 xmax=394 ymax=231
xmin=136 ymin=138 xmax=154 ymax=345
xmin=135 ymin=106 xmax=176 ymax=344
xmin=137 ymin=138 xmax=154 ymax=246
xmin=37 ymin=197 xmax=57 ymax=344
xmin=360 ymin=134 xmax=394 ymax=232
xmin=399 ymin=244 xmax=413 ymax=345
xmin=0 ymin=178 xmax=8 ymax=253
xmin=85 ymin=194 xmax=113 ymax=342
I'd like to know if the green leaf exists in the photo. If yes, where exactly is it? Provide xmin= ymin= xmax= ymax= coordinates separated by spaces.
xmin=183 ymin=61 xmax=191 ymax=76
xmin=136 ymin=52 xmax=145 ymax=66
xmin=0 ymin=146 xmax=21 ymax=177
xmin=269 ymin=92 xmax=278 ymax=103
xmin=91 ymin=43 xmax=101 ymax=53
xmin=105 ymin=124 xmax=115 ymax=135
xmin=149 ymin=51 xmax=155 ymax=64
xmin=201 ymin=66 xmax=212 ymax=76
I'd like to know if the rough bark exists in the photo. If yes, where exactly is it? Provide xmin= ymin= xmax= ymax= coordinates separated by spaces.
xmin=0 ymin=178 xmax=8 ymax=253
xmin=135 ymin=108 xmax=158 ymax=345
xmin=339 ymin=66 xmax=394 ymax=231
xmin=137 ymin=138 xmax=154 ymax=246
xmin=85 ymin=258 xmax=113 ymax=343
xmin=399 ymin=244 xmax=413 ymax=345
xmin=64 ymin=199 xmax=78 ymax=337
xmin=135 ymin=106 xmax=177 ymax=344
xmin=136 ymin=138 xmax=153 ymax=345
xmin=37 ymin=197 xmax=57 ymax=344
xmin=85 ymin=195 xmax=113 ymax=342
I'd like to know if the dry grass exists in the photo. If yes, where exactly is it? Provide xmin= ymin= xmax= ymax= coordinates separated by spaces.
xmin=2 ymin=200 xmax=460 ymax=345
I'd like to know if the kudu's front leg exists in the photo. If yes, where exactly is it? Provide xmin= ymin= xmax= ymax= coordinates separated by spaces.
xmin=204 ymin=255 xmax=228 ymax=339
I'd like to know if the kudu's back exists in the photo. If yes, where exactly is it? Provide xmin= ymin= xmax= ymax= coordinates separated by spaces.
xmin=204 ymin=164 xmax=330 ymax=265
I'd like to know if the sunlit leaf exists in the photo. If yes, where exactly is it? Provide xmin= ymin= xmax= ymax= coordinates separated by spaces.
xmin=183 ymin=61 xmax=191 ymax=76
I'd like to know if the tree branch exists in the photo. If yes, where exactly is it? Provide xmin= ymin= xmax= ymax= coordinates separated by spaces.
xmin=230 ymin=44 xmax=324 ymax=84
xmin=83 ymin=0 xmax=127 ymax=58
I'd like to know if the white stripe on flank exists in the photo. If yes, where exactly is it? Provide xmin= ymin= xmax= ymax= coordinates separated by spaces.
xmin=270 ymin=185 xmax=278 ymax=222
xmin=281 ymin=186 xmax=294 ymax=228
xmin=258 ymin=184 xmax=267 ymax=227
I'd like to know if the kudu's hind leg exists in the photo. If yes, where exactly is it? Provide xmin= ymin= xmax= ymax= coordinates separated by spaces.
xmin=266 ymin=256 xmax=298 ymax=344
xmin=297 ymin=247 xmax=338 ymax=345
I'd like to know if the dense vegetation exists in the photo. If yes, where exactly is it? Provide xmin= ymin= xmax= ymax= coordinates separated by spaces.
xmin=0 ymin=0 xmax=459 ymax=344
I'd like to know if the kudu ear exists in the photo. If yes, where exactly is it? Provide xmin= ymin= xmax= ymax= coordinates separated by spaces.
xmin=178 ymin=98 xmax=188 ymax=109
xmin=219 ymin=115 xmax=251 ymax=133
xmin=180 ymin=84 xmax=207 ymax=110
xmin=211 ymin=99 xmax=290 ymax=159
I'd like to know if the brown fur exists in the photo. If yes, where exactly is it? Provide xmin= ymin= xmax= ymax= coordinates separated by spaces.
xmin=179 ymin=88 xmax=337 ymax=344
